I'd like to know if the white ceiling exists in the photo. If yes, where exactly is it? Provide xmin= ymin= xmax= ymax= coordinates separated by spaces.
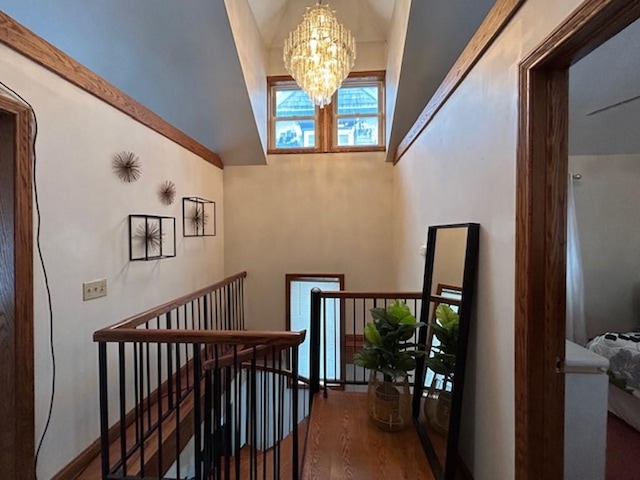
xmin=247 ymin=0 xmax=396 ymax=47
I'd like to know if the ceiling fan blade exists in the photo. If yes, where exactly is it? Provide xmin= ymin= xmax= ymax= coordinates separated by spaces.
xmin=587 ymin=94 xmax=640 ymax=116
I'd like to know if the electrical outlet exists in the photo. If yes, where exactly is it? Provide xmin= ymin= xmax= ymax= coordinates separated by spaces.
xmin=83 ymin=279 xmax=107 ymax=301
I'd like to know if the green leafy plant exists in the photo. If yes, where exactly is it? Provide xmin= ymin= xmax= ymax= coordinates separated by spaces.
xmin=425 ymin=304 xmax=459 ymax=380
xmin=353 ymin=300 xmax=425 ymax=380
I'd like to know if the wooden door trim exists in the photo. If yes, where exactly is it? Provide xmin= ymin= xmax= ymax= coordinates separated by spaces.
xmin=515 ymin=1 xmax=640 ymax=478
xmin=0 ymin=94 xmax=34 ymax=478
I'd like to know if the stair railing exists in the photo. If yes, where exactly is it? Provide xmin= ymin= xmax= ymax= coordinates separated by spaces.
xmin=309 ymin=289 xmax=423 ymax=396
xmin=94 ymin=271 xmax=311 ymax=479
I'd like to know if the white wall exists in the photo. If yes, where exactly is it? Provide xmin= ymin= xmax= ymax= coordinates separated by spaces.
xmin=391 ymin=0 xmax=583 ymax=478
xmin=570 ymin=154 xmax=640 ymax=338
xmin=224 ymin=153 xmax=394 ymax=332
xmin=0 ymin=44 xmax=225 ymax=478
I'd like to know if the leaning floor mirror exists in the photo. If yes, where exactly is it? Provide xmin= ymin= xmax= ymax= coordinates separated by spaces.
xmin=413 ymin=223 xmax=480 ymax=480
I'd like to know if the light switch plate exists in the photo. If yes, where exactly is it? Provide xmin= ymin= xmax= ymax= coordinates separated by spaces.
xmin=83 ymin=279 xmax=107 ymax=301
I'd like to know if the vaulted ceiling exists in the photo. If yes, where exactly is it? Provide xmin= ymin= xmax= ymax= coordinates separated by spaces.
xmin=0 ymin=0 xmax=497 ymax=165
xmin=2 ymin=1 xmax=634 ymax=164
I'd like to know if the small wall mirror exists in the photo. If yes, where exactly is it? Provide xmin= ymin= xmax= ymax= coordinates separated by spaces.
xmin=413 ymin=223 xmax=480 ymax=480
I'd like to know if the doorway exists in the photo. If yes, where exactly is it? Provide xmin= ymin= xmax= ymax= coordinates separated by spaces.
xmin=0 ymin=94 xmax=34 ymax=477
xmin=515 ymin=1 xmax=640 ymax=479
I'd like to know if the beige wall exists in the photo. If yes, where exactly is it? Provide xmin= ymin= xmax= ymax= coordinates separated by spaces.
xmin=0 ymin=44 xmax=225 ymax=478
xmin=391 ymin=0 xmax=583 ymax=478
xmin=224 ymin=153 xmax=394 ymax=332
xmin=570 ymin=154 xmax=640 ymax=338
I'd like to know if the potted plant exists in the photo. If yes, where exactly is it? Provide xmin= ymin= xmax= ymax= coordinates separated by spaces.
xmin=353 ymin=300 xmax=425 ymax=431
xmin=424 ymin=303 xmax=459 ymax=434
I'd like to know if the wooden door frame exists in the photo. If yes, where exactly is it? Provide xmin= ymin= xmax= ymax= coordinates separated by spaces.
xmin=515 ymin=0 xmax=640 ymax=478
xmin=0 ymin=94 xmax=34 ymax=477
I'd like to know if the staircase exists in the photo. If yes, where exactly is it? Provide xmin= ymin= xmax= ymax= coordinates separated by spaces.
xmin=67 ymin=274 xmax=438 ymax=480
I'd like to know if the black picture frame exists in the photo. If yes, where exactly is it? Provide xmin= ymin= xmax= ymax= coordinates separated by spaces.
xmin=182 ymin=196 xmax=216 ymax=237
xmin=128 ymin=214 xmax=176 ymax=261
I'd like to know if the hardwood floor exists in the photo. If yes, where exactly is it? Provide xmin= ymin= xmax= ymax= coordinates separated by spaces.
xmin=302 ymin=391 xmax=433 ymax=480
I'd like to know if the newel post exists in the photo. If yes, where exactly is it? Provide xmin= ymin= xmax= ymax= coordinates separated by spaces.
xmin=309 ymin=288 xmax=321 ymax=403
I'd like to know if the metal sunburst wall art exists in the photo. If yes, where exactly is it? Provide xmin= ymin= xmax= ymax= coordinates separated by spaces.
xmin=158 ymin=180 xmax=176 ymax=205
xmin=112 ymin=151 xmax=142 ymax=183
xmin=129 ymin=215 xmax=176 ymax=261
xmin=136 ymin=221 xmax=163 ymax=251
xmin=182 ymin=197 xmax=216 ymax=237
xmin=191 ymin=205 xmax=208 ymax=230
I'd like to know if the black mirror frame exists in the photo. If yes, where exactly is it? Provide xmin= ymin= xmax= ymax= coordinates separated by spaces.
xmin=412 ymin=222 xmax=480 ymax=480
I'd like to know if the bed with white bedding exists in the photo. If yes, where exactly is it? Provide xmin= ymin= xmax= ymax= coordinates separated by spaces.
xmin=586 ymin=331 xmax=640 ymax=431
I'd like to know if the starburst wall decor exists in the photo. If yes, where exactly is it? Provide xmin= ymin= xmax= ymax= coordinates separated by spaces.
xmin=112 ymin=151 xmax=142 ymax=183
xmin=158 ymin=180 xmax=176 ymax=205
xmin=182 ymin=197 xmax=216 ymax=237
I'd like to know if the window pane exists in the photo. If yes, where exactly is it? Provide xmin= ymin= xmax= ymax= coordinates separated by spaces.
xmin=275 ymin=89 xmax=315 ymax=117
xmin=337 ymin=85 xmax=379 ymax=115
xmin=275 ymin=120 xmax=316 ymax=148
xmin=336 ymin=116 xmax=379 ymax=147
xmin=290 ymin=279 xmax=341 ymax=380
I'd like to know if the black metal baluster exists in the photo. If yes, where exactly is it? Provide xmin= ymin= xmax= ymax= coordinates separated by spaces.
xmin=215 ymin=288 xmax=221 ymax=330
xmin=309 ymin=288 xmax=321 ymax=402
xmin=118 ymin=343 xmax=127 ymax=476
xmin=352 ymin=298 xmax=356 ymax=384
xmin=271 ymin=345 xmax=277 ymax=480
xmin=262 ymin=352 xmax=267 ymax=480
xmin=156 ymin=321 xmax=163 ymax=476
xmin=194 ymin=343 xmax=202 ymax=480
xmin=224 ymin=363 xmax=232 ymax=480
xmin=277 ymin=349 xmax=284 ymax=477
xmin=191 ymin=297 xmax=202 ymax=330
xmin=292 ymin=346 xmax=300 ymax=478
xmin=322 ymin=298 xmax=327 ymax=396
xmin=204 ymin=349 xmax=213 ymax=477
xmin=333 ymin=298 xmax=342 ymax=380
xmin=145 ymin=331 xmax=152 ymax=435
xmin=175 ymin=339 xmax=182 ymax=477
xmin=240 ymin=277 xmax=245 ymax=330
xmin=250 ymin=348 xmax=257 ymax=480
xmin=234 ymin=345 xmax=241 ymax=480
xmin=134 ymin=342 xmax=140 ymax=446
xmin=167 ymin=310 xmax=174 ymax=410
xmin=226 ymin=284 xmax=233 ymax=331
xmin=98 ymin=342 xmax=110 ymax=477
xmin=213 ymin=345 xmax=221 ymax=480
xmin=139 ymin=339 xmax=146 ymax=477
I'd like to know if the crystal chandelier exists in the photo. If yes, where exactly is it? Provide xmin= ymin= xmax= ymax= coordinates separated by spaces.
xmin=283 ymin=2 xmax=356 ymax=107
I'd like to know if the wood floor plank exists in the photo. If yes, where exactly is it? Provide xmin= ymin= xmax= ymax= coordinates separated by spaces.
xmin=302 ymin=391 xmax=434 ymax=480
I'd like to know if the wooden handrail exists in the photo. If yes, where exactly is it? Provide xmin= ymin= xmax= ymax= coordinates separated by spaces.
xmin=318 ymin=291 xmax=422 ymax=299
xmin=94 ymin=328 xmax=306 ymax=346
xmin=98 ymin=271 xmax=247 ymax=331
xmin=316 ymin=291 xmax=462 ymax=307
xmin=430 ymin=294 xmax=462 ymax=307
